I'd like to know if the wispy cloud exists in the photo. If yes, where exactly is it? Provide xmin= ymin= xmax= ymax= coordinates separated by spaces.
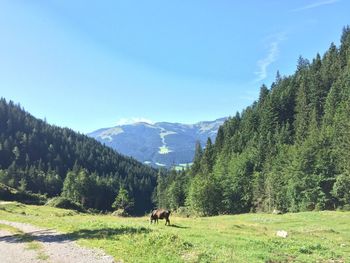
xmin=116 ymin=117 xmax=154 ymax=126
xmin=292 ymin=0 xmax=340 ymax=12
xmin=254 ymin=33 xmax=286 ymax=82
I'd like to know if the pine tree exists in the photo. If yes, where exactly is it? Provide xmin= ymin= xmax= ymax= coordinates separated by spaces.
xmin=294 ymin=76 xmax=310 ymax=144
xmin=201 ymin=138 xmax=214 ymax=175
xmin=191 ymin=141 xmax=203 ymax=175
xmin=112 ymin=186 xmax=134 ymax=214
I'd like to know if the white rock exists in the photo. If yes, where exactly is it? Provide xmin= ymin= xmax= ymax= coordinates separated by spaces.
xmin=276 ymin=230 xmax=288 ymax=238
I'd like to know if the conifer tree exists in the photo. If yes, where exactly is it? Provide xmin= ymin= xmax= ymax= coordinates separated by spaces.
xmin=200 ymin=138 xmax=214 ymax=175
xmin=191 ymin=141 xmax=203 ymax=176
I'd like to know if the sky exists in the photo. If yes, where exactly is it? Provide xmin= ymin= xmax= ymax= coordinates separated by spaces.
xmin=0 ymin=0 xmax=349 ymax=133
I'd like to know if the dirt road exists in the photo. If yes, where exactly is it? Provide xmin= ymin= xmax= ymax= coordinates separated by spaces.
xmin=0 ymin=220 xmax=115 ymax=263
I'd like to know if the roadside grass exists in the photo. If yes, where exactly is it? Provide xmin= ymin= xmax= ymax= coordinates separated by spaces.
xmin=0 ymin=220 xmax=49 ymax=261
xmin=0 ymin=202 xmax=349 ymax=262
xmin=0 ymin=223 xmax=22 ymax=234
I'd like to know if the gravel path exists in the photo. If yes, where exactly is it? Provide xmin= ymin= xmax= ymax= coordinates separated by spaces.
xmin=0 ymin=229 xmax=44 ymax=263
xmin=0 ymin=220 xmax=115 ymax=263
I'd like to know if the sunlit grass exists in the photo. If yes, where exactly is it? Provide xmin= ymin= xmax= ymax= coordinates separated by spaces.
xmin=0 ymin=202 xmax=349 ymax=262
xmin=0 ymin=223 xmax=22 ymax=234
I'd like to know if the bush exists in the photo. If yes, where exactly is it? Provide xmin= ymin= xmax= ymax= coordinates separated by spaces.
xmin=342 ymin=204 xmax=350 ymax=211
xmin=173 ymin=206 xmax=192 ymax=217
xmin=45 ymin=197 xmax=85 ymax=212
xmin=0 ymin=183 xmax=47 ymax=205
xmin=112 ymin=208 xmax=129 ymax=217
xmin=87 ymin=208 xmax=101 ymax=214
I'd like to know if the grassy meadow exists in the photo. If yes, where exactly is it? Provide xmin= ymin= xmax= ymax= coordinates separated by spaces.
xmin=0 ymin=202 xmax=349 ymax=262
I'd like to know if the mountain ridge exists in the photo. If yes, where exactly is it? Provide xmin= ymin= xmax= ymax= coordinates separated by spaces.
xmin=88 ymin=117 xmax=227 ymax=167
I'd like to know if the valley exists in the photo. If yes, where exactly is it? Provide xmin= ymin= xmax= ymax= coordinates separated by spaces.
xmin=1 ymin=1 xmax=350 ymax=262
xmin=1 ymin=202 xmax=349 ymax=263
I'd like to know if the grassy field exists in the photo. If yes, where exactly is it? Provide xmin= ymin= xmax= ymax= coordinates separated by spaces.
xmin=0 ymin=202 xmax=349 ymax=262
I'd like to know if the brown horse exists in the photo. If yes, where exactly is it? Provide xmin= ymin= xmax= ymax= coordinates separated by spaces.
xmin=150 ymin=209 xmax=171 ymax=225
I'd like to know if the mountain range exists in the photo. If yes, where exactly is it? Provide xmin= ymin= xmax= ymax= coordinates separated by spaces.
xmin=88 ymin=118 xmax=227 ymax=167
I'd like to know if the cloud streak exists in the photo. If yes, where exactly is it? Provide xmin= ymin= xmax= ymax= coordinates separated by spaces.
xmin=254 ymin=34 xmax=285 ymax=82
xmin=292 ymin=0 xmax=340 ymax=12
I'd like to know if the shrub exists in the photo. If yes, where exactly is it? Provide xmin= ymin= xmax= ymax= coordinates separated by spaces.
xmin=0 ymin=183 xmax=47 ymax=205
xmin=112 ymin=208 xmax=129 ymax=217
xmin=342 ymin=204 xmax=350 ymax=211
xmin=173 ymin=206 xmax=192 ymax=217
xmin=45 ymin=197 xmax=85 ymax=212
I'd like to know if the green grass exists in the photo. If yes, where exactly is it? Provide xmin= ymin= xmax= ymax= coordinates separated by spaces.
xmin=0 ymin=223 xmax=22 ymax=234
xmin=0 ymin=202 xmax=349 ymax=262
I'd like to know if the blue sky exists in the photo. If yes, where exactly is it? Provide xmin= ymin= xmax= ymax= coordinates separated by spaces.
xmin=0 ymin=0 xmax=349 ymax=133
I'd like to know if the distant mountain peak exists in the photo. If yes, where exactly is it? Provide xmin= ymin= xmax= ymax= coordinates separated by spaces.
xmin=115 ymin=117 xmax=154 ymax=126
xmin=88 ymin=117 xmax=227 ymax=167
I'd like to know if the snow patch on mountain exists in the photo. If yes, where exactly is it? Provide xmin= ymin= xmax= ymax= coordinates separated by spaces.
xmin=158 ymin=129 xmax=177 ymax=154
xmin=97 ymin=127 xmax=124 ymax=141
xmin=88 ymin=117 xmax=227 ymax=167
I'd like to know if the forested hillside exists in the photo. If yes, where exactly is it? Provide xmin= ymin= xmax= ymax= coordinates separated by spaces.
xmin=0 ymin=99 xmax=157 ymax=213
xmin=156 ymin=26 xmax=350 ymax=215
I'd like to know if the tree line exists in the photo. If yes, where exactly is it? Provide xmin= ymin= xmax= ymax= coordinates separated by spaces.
xmin=0 ymin=99 xmax=157 ymax=214
xmin=156 ymin=26 xmax=350 ymax=215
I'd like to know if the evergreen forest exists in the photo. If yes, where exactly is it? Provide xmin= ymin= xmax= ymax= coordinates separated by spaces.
xmin=0 ymin=99 xmax=157 ymax=214
xmin=155 ymin=26 xmax=350 ymax=215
